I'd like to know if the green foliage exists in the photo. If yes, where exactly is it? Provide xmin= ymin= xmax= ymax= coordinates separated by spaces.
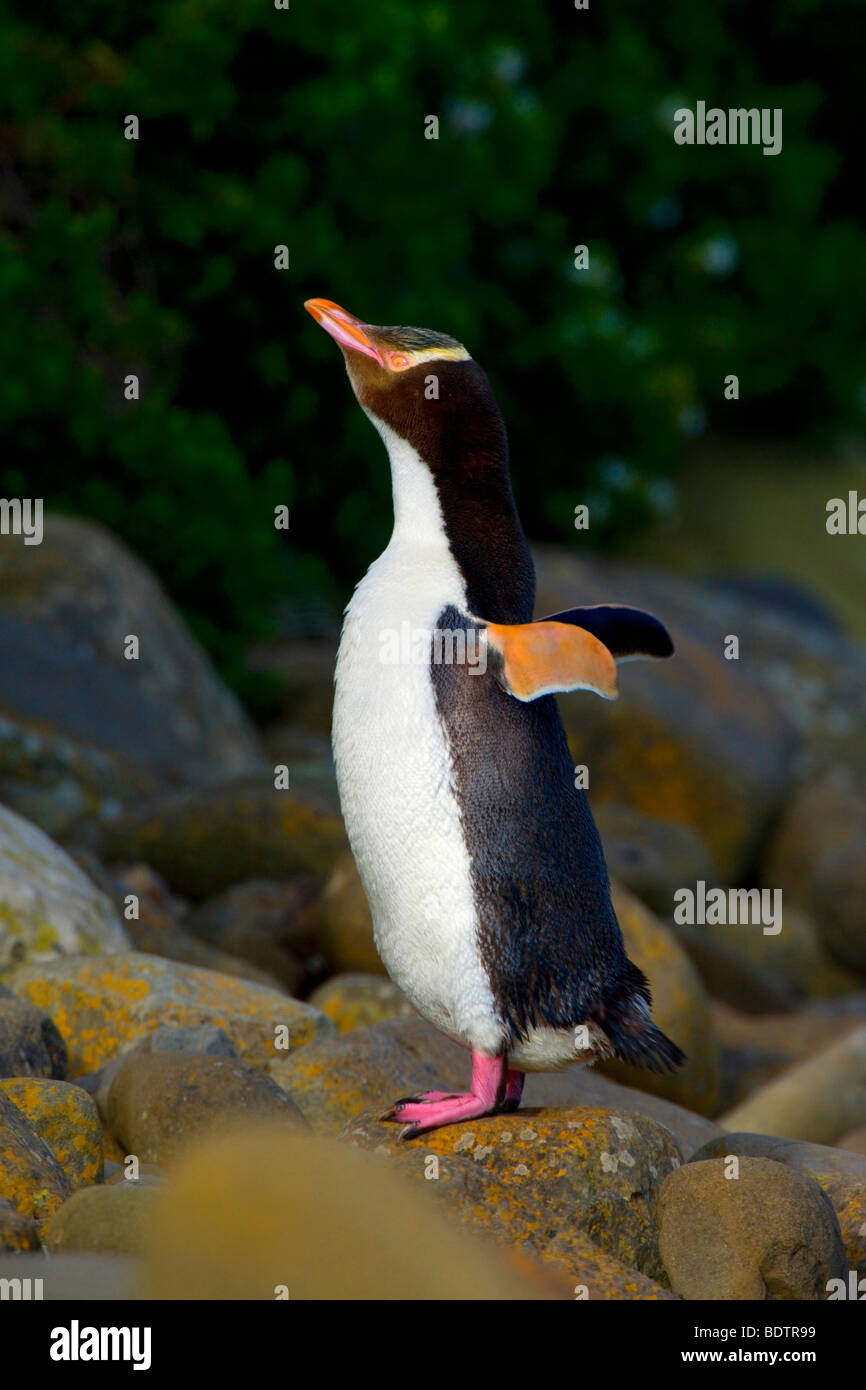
xmin=1 ymin=0 xmax=863 ymax=686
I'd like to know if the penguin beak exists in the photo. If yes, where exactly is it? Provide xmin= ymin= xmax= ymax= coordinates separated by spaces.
xmin=304 ymin=298 xmax=384 ymax=365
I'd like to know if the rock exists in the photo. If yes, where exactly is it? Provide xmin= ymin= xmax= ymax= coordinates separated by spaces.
xmin=185 ymin=878 xmax=322 ymax=993
xmin=103 ymin=1164 xmax=165 ymax=1186
xmin=102 ymin=1130 xmax=126 ymax=1166
xmin=137 ymin=1123 xmax=566 ymax=1300
xmin=0 ymin=1252 xmax=138 ymax=1299
xmin=316 ymin=851 xmax=384 ymax=975
xmin=813 ymin=833 xmax=866 ymax=973
xmin=689 ymin=1133 xmax=866 ymax=1273
xmin=76 ymin=1026 xmax=237 ymax=1117
xmin=46 ymin=1180 xmax=164 ymax=1255
xmin=670 ymin=923 xmax=801 ymax=1013
xmin=100 ymin=1052 xmax=307 ymax=1164
xmin=836 ymin=1126 xmax=866 ymax=1156
xmin=99 ymin=777 xmax=346 ymax=899
xmin=0 ymin=1089 xmax=72 ymax=1237
xmin=0 ymin=512 xmax=263 ymax=791
xmin=677 ymin=904 xmax=861 ymax=1008
xmin=8 ymin=952 xmax=333 ymax=1076
xmin=0 ymin=1079 xmax=102 ymax=1189
xmin=734 ymin=906 xmax=861 ymax=1001
xmin=720 ymin=1026 xmax=866 ymax=1143
xmin=308 ymin=973 xmax=416 ymax=1032
xmin=0 ymin=804 xmax=129 ymax=975
xmin=270 ymin=1018 xmax=447 ymax=1135
xmin=347 ymin=1106 xmax=681 ymax=1282
xmin=149 ymin=1024 xmax=237 ymax=1057
xmin=0 ymin=996 xmax=67 ymax=1078
xmin=763 ymin=781 xmax=866 ymax=972
xmin=0 ymin=1196 xmax=40 ymax=1252
xmin=598 ymin=882 xmax=719 ymax=1116
xmin=97 ymin=861 xmax=288 ymax=990
xmin=711 ymin=1002 xmax=861 ymax=1111
xmin=532 ymin=547 xmax=799 ymax=880
xmin=0 ymin=713 xmax=152 ymax=839
xmin=345 ymin=1105 xmax=676 ymax=1297
xmin=657 ymin=1157 xmax=846 ymax=1299
xmin=594 ymin=805 xmax=718 ymax=916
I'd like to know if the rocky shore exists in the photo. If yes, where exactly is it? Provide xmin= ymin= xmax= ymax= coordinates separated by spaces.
xmin=2 ymin=515 xmax=866 ymax=1299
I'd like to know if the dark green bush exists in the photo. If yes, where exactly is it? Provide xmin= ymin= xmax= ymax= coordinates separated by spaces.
xmin=1 ymin=0 xmax=862 ymax=692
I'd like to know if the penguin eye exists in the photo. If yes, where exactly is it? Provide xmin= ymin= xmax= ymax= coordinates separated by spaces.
xmin=388 ymin=352 xmax=412 ymax=371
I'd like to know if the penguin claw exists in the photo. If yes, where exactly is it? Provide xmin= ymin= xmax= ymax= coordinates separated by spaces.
xmin=398 ymin=1123 xmax=420 ymax=1142
xmin=379 ymin=1095 xmax=421 ymax=1121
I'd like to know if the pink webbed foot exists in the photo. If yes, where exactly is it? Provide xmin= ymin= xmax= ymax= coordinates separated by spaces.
xmin=381 ymin=1052 xmax=507 ymax=1139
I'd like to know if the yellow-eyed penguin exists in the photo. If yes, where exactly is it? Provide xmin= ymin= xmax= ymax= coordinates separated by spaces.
xmin=305 ymin=297 xmax=684 ymax=1137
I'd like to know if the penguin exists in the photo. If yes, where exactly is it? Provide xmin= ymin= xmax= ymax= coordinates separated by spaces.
xmin=305 ymin=297 xmax=685 ymax=1138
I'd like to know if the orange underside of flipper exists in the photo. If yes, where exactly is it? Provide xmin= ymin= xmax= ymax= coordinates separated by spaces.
xmin=484 ymin=620 xmax=618 ymax=702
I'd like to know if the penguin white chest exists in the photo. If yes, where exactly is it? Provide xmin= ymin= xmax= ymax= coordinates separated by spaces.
xmin=331 ymin=429 xmax=501 ymax=1055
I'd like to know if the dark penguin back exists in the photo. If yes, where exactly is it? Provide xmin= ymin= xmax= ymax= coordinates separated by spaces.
xmin=431 ymin=604 xmax=635 ymax=1044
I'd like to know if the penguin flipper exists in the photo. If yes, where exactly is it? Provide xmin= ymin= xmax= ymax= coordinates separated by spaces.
xmin=537 ymin=604 xmax=674 ymax=662
xmin=483 ymin=619 xmax=618 ymax=702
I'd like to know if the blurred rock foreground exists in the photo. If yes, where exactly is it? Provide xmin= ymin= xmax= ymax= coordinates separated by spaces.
xmin=2 ymin=515 xmax=866 ymax=1300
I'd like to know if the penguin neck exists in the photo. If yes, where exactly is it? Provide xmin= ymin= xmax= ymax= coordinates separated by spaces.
xmin=369 ymin=412 xmax=535 ymax=625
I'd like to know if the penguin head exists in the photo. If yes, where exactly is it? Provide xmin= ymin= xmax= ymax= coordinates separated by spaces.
xmin=304 ymin=298 xmax=507 ymax=472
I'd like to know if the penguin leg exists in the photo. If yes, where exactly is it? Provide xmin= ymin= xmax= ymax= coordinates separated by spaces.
xmin=380 ymin=1051 xmax=508 ymax=1139
xmin=499 ymin=1068 xmax=525 ymax=1113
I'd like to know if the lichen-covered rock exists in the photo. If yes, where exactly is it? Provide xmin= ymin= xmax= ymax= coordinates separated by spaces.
xmin=658 ymin=1157 xmax=846 ymax=1299
xmin=599 ymin=882 xmax=719 ymax=1116
xmin=46 ymin=1178 xmax=165 ymax=1255
xmin=0 ymin=995 xmax=67 ymax=1078
xmin=347 ymin=1106 xmax=681 ymax=1282
xmin=0 ymin=713 xmax=151 ymax=840
xmin=270 ymin=1018 xmax=446 ymax=1133
xmin=149 ymin=1023 xmax=237 ymax=1057
xmin=308 ymin=973 xmax=415 ymax=1032
xmin=99 ymin=778 xmax=346 ymax=899
xmin=96 ymin=861 xmax=288 ymax=991
xmin=520 ymin=1060 xmax=723 ymax=1160
xmin=0 ymin=1195 xmax=40 ymax=1252
xmin=137 ymin=1124 xmax=567 ymax=1300
xmin=0 ymin=1079 xmax=102 ymax=1190
xmin=100 ymin=1051 xmax=307 ymax=1163
xmin=690 ymin=1132 xmax=866 ymax=1273
xmin=0 ymin=1089 xmax=72 ymax=1238
xmin=0 ymin=512 xmax=263 ymax=791
xmin=7 ymin=952 xmax=334 ymax=1076
xmin=0 ymin=804 xmax=129 ymax=975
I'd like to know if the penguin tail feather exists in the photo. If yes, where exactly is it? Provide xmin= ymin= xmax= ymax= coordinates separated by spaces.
xmin=597 ymin=965 xmax=687 ymax=1073
xmin=606 ymin=1018 xmax=686 ymax=1073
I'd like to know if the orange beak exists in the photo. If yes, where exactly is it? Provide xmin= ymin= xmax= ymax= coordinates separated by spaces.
xmin=304 ymin=298 xmax=384 ymax=365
